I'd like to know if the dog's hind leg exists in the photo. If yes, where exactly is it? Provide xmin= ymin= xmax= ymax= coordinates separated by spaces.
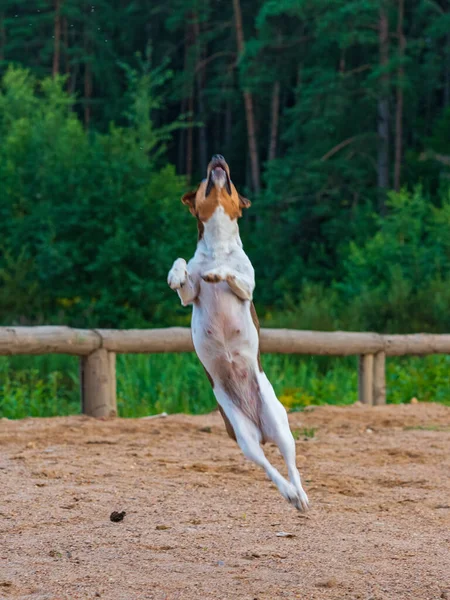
xmin=214 ymin=387 xmax=301 ymax=509
xmin=257 ymin=372 xmax=309 ymax=512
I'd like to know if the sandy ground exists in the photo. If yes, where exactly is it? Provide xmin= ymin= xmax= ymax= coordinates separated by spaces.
xmin=1 ymin=403 xmax=450 ymax=600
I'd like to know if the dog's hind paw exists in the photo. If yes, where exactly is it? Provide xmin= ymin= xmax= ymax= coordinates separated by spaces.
xmin=280 ymin=481 xmax=310 ymax=512
xmin=292 ymin=487 xmax=310 ymax=512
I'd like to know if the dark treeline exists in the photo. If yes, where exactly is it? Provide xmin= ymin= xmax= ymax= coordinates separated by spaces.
xmin=1 ymin=1 xmax=450 ymax=332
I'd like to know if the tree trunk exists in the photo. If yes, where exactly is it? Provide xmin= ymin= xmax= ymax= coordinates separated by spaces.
xmin=232 ymin=0 xmax=261 ymax=193
xmin=186 ymin=93 xmax=194 ymax=182
xmin=178 ymin=25 xmax=190 ymax=175
xmin=339 ymin=49 xmax=346 ymax=73
xmin=377 ymin=7 xmax=390 ymax=210
xmin=67 ymin=19 xmax=79 ymax=95
xmin=394 ymin=0 xmax=405 ymax=192
xmin=52 ymin=0 xmax=61 ymax=77
xmin=225 ymin=97 xmax=232 ymax=150
xmin=84 ymin=61 xmax=92 ymax=126
xmin=177 ymin=97 xmax=187 ymax=174
xmin=68 ymin=61 xmax=79 ymax=95
xmin=0 ymin=12 xmax=5 ymax=61
xmin=62 ymin=15 xmax=70 ymax=81
xmin=214 ymin=104 xmax=222 ymax=155
xmin=445 ymin=33 xmax=450 ymax=108
xmin=83 ymin=20 xmax=92 ymax=126
xmin=268 ymin=80 xmax=280 ymax=161
xmin=184 ymin=21 xmax=195 ymax=182
xmin=197 ymin=81 xmax=209 ymax=173
xmin=193 ymin=17 xmax=208 ymax=174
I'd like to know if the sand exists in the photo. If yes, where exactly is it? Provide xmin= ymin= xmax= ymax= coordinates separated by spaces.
xmin=1 ymin=403 xmax=450 ymax=599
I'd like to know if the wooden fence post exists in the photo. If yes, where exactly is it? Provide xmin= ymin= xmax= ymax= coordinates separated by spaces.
xmin=80 ymin=349 xmax=117 ymax=417
xmin=373 ymin=351 xmax=386 ymax=405
xmin=358 ymin=354 xmax=374 ymax=405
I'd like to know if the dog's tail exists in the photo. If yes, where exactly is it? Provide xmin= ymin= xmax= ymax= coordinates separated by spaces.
xmin=217 ymin=358 xmax=263 ymax=431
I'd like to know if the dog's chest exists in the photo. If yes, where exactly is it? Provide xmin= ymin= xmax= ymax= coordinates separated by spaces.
xmin=195 ymin=279 xmax=246 ymax=332
xmin=201 ymin=206 xmax=240 ymax=254
xmin=192 ymin=293 xmax=255 ymax=363
xmin=191 ymin=205 xmax=254 ymax=349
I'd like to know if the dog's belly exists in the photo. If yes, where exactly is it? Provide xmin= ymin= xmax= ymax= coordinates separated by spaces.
xmin=191 ymin=282 xmax=258 ymax=373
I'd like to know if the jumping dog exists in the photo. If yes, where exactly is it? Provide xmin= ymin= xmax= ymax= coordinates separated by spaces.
xmin=168 ymin=154 xmax=309 ymax=511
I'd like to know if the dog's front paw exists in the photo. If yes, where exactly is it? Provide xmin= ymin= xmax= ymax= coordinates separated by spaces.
xmin=201 ymin=268 xmax=230 ymax=283
xmin=168 ymin=258 xmax=187 ymax=290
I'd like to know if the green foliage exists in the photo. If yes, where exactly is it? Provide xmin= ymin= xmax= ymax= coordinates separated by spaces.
xmin=1 ymin=353 xmax=449 ymax=420
xmin=1 ymin=5 xmax=450 ymax=418
xmin=0 ymin=66 xmax=192 ymax=327
xmin=1 ymin=6 xmax=450 ymax=334
xmin=0 ymin=355 xmax=79 ymax=418
xmin=340 ymin=187 xmax=450 ymax=332
xmin=255 ymin=187 xmax=450 ymax=334
xmin=387 ymin=355 xmax=450 ymax=405
xmin=117 ymin=354 xmax=217 ymax=417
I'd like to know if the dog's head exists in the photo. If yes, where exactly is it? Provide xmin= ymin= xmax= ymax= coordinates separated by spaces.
xmin=181 ymin=154 xmax=251 ymax=223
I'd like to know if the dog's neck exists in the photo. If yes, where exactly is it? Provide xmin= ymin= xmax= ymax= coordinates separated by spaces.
xmin=199 ymin=206 xmax=242 ymax=256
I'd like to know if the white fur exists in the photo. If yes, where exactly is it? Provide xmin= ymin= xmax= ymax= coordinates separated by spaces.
xmin=168 ymin=204 xmax=309 ymax=511
xmin=211 ymin=166 xmax=227 ymax=189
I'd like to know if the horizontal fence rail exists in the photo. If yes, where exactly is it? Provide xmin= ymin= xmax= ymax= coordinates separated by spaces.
xmin=3 ymin=326 xmax=450 ymax=356
xmin=1 ymin=326 xmax=449 ymax=416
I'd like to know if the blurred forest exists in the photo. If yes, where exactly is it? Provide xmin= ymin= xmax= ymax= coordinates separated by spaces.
xmin=1 ymin=0 xmax=450 ymax=333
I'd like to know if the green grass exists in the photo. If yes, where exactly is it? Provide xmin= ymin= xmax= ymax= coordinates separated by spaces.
xmin=292 ymin=427 xmax=317 ymax=440
xmin=0 ymin=354 xmax=80 ymax=419
xmin=0 ymin=353 xmax=449 ymax=419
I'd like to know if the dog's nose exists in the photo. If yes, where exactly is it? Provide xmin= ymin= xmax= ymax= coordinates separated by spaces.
xmin=212 ymin=154 xmax=225 ymax=161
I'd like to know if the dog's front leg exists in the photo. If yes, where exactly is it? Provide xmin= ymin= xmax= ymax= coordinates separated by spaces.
xmin=167 ymin=258 xmax=199 ymax=306
xmin=201 ymin=269 xmax=254 ymax=301
xmin=225 ymin=273 xmax=253 ymax=301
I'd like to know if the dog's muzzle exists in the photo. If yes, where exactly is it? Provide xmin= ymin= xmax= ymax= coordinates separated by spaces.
xmin=206 ymin=155 xmax=231 ymax=196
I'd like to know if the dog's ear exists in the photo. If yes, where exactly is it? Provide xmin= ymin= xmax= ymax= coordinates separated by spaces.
xmin=238 ymin=193 xmax=251 ymax=209
xmin=181 ymin=189 xmax=197 ymax=216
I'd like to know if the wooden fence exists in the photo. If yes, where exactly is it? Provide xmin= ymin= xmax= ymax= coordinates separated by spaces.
xmin=1 ymin=326 xmax=450 ymax=417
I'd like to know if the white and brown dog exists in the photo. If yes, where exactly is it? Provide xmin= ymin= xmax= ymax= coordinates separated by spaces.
xmin=168 ymin=154 xmax=309 ymax=511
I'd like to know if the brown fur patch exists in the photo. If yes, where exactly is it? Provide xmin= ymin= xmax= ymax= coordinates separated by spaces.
xmin=181 ymin=189 xmax=197 ymax=216
xmin=202 ymin=272 xmax=222 ymax=283
xmin=200 ymin=361 xmax=237 ymax=442
xmin=194 ymin=181 xmax=218 ymax=222
xmin=217 ymin=405 xmax=237 ymax=442
xmin=182 ymin=180 xmax=251 ymax=224
xmin=218 ymin=360 xmax=262 ymax=430
xmin=200 ymin=363 xmax=214 ymax=389
xmin=196 ymin=218 xmax=204 ymax=241
xmin=238 ymin=193 xmax=251 ymax=209
xmin=250 ymin=302 xmax=263 ymax=372
xmin=218 ymin=184 xmax=243 ymax=220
